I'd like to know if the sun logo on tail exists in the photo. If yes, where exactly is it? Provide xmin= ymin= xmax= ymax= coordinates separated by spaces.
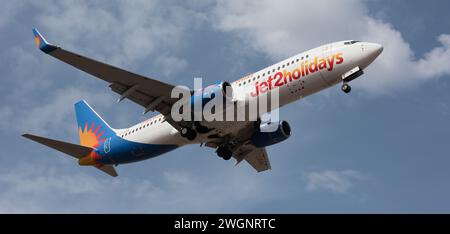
xmin=78 ymin=122 xmax=105 ymax=148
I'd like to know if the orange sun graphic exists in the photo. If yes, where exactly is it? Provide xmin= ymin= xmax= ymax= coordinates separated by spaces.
xmin=78 ymin=122 xmax=105 ymax=148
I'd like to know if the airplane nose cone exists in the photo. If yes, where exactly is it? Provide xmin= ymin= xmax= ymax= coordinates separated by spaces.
xmin=370 ymin=43 xmax=384 ymax=57
xmin=360 ymin=42 xmax=383 ymax=68
xmin=366 ymin=43 xmax=383 ymax=58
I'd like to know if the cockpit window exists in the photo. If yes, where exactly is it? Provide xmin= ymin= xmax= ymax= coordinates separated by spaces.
xmin=344 ymin=40 xmax=360 ymax=45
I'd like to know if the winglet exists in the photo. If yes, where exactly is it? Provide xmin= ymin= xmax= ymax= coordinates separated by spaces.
xmin=32 ymin=28 xmax=57 ymax=53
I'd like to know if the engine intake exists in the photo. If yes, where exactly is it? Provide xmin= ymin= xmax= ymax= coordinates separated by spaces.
xmin=251 ymin=120 xmax=292 ymax=148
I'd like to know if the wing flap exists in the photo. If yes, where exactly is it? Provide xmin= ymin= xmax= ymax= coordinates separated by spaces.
xmin=244 ymin=148 xmax=271 ymax=172
xmin=234 ymin=145 xmax=271 ymax=172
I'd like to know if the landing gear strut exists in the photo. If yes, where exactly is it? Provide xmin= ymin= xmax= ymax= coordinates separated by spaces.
xmin=216 ymin=145 xmax=232 ymax=160
xmin=180 ymin=127 xmax=197 ymax=141
xmin=194 ymin=122 xmax=210 ymax=134
xmin=341 ymin=83 xmax=351 ymax=94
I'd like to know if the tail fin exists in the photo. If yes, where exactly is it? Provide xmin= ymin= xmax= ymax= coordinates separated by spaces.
xmin=74 ymin=100 xmax=116 ymax=148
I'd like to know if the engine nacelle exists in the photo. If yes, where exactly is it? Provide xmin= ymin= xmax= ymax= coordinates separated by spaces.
xmin=190 ymin=81 xmax=233 ymax=108
xmin=251 ymin=120 xmax=292 ymax=148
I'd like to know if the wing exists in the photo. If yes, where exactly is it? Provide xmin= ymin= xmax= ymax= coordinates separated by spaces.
xmin=234 ymin=144 xmax=271 ymax=172
xmin=32 ymin=28 xmax=182 ymax=124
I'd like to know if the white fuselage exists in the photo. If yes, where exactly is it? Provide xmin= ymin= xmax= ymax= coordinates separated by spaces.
xmin=118 ymin=41 xmax=383 ymax=147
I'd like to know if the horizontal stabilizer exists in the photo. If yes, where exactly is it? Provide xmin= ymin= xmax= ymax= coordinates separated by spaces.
xmin=22 ymin=133 xmax=92 ymax=159
xmin=96 ymin=165 xmax=118 ymax=177
xmin=22 ymin=133 xmax=118 ymax=177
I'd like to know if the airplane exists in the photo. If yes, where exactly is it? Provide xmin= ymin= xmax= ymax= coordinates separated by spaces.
xmin=23 ymin=28 xmax=383 ymax=177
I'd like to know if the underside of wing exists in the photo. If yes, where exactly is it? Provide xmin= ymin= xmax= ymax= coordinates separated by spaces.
xmin=234 ymin=144 xmax=271 ymax=172
xmin=32 ymin=28 xmax=180 ymax=118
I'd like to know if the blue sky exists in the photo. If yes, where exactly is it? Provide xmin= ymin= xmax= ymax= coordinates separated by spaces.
xmin=1 ymin=0 xmax=450 ymax=213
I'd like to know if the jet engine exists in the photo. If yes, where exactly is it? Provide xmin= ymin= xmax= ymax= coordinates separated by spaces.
xmin=251 ymin=120 xmax=292 ymax=147
xmin=190 ymin=81 xmax=233 ymax=108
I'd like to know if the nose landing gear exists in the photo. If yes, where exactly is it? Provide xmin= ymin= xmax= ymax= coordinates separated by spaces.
xmin=340 ymin=66 xmax=363 ymax=94
xmin=341 ymin=83 xmax=351 ymax=94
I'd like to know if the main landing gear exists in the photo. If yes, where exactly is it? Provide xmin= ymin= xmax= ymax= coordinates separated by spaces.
xmin=180 ymin=127 xmax=197 ymax=141
xmin=216 ymin=145 xmax=232 ymax=160
xmin=180 ymin=122 xmax=211 ymax=141
xmin=341 ymin=83 xmax=351 ymax=94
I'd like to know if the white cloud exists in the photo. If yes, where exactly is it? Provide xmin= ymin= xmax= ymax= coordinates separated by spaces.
xmin=0 ymin=163 xmax=271 ymax=213
xmin=416 ymin=34 xmax=450 ymax=77
xmin=155 ymin=56 xmax=188 ymax=77
xmin=211 ymin=0 xmax=450 ymax=94
xmin=31 ymin=0 xmax=202 ymax=71
xmin=0 ymin=85 xmax=114 ymax=137
xmin=305 ymin=170 xmax=365 ymax=194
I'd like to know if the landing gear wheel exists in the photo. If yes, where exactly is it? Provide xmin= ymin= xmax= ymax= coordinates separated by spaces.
xmin=194 ymin=122 xmax=210 ymax=134
xmin=180 ymin=128 xmax=197 ymax=141
xmin=341 ymin=83 xmax=351 ymax=93
xmin=223 ymin=154 xmax=232 ymax=160
xmin=216 ymin=146 xmax=232 ymax=160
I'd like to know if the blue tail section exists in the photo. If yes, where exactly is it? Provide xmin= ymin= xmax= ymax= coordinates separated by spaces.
xmin=74 ymin=100 xmax=116 ymax=148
